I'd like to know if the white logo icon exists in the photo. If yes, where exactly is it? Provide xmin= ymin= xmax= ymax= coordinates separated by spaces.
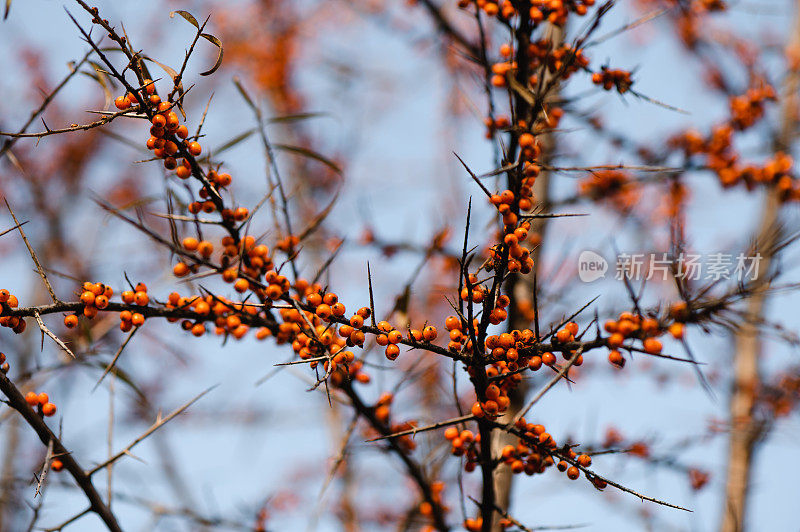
xmin=578 ymin=250 xmax=608 ymax=282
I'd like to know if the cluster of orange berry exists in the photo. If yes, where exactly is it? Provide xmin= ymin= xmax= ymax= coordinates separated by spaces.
xmin=114 ymin=81 xmax=199 ymax=171
xmin=456 ymin=0 xmax=510 ymax=18
xmin=418 ymin=481 xmax=448 ymax=532
xmin=530 ymin=40 xmax=589 ymax=78
xmin=728 ymin=85 xmax=775 ymax=130
xmin=591 ymin=68 xmax=633 ymax=93
xmin=375 ymin=319 xmax=438 ymax=360
xmin=115 ymin=282 xmax=150 ymax=331
xmin=490 ymin=41 xmax=589 ymax=87
xmin=25 ymin=391 xmax=57 ymax=417
xmin=175 ymin=235 xmax=278 ymax=293
xmin=577 ymin=169 xmax=640 ymax=211
xmin=760 ymin=370 xmax=800 ymax=418
xmin=334 ymin=307 xmax=370 ymax=348
xmin=0 ymin=352 xmax=8 ymax=374
xmin=173 ymin=293 xmax=247 ymax=338
xmin=487 ymin=199 xmax=535 ymax=275
xmin=0 ymin=289 xmax=24 ymax=334
xmin=670 ymin=84 xmax=800 ymax=201
xmin=275 ymin=235 xmax=300 ymax=254
xmin=444 ymin=425 xmax=480 ymax=458
xmin=116 ymin=79 xmax=253 ymax=221
xmin=603 ymin=312 xmax=684 ymax=368
xmin=529 ymin=0 xmax=595 ymax=24
xmin=272 ymin=290 xmax=371 ymax=385
xmin=482 ymin=114 xmax=511 ymax=138
xmin=677 ymin=124 xmax=799 ymax=200
xmin=372 ymin=392 xmax=417 ymax=451
xmin=457 ymin=0 xmax=594 ymax=30
xmin=187 ymin=173 xmax=247 ymax=220
xmin=688 ymin=468 xmax=710 ymax=490
xmin=64 ymin=282 xmax=114 ymax=328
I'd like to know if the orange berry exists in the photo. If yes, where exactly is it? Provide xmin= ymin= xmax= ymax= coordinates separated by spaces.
xmin=315 ymin=304 xmax=332 ymax=320
xmin=234 ymin=279 xmax=250 ymax=293
xmin=669 ymin=322 xmax=684 ymax=339
xmin=187 ymin=141 xmax=202 ymax=156
xmin=607 ymin=333 xmax=624 ymax=348
xmin=42 ymin=402 xmax=57 ymax=417
xmin=64 ymin=315 xmax=79 ymax=328
xmin=608 ymin=350 xmax=625 ymax=368
xmin=385 ymin=344 xmax=400 ymax=360
xmin=643 ymin=337 xmax=662 ymax=354
xmin=114 ymin=96 xmax=130 ymax=110
xmin=25 ymin=392 xmax=38 ymax=406
xmin=519 ymin=133 xmax=535 ymax=147
xmin=51 ymin=459 xmax=64 ymax=472
xmin=197 ymin=241 xmax=213 ymax=258
xmin=37 ymin=393 xmax=49 ymax=405
xmin=422 ymin=326 xmax=438 ymax=341
xmin=470 ymin=401 xmax=485 ymax=418
xmin=173 ymin=262 xmax=190 ymax=277
xmin=134 ymin=292 xmax=149 ymax=306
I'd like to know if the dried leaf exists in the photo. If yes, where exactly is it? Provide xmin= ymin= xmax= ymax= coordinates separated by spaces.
xmin=170 ymin=10 xmax=223 ymax=77
xmin=169 ymin=10 xmax=199 ymax=28
xmin=86 ymin=61 xmax=115 ymax=109
xmin=143 ymin=56 xmax=178 ymax=83
xmin=199 ymin=33 xmax=223 ymax=76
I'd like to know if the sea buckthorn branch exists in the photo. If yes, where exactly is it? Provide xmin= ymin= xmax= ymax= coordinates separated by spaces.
xmin=7 ymin=1 xmax=790 ymax=530
xmin=5 ymin=199 xmax=59 ymax=304
xmin=496 ymin=420 xmax=692 ymax=512
xmin=0 ymin=48 xmax=92 ymax=159
xmin=0 ymin=107 xmax=146 ymax=139
xmin=417 ymin=0 xmax=481 ymax=58
xmin=68 ymin=2 xmax=249 ymax=249
xmin=233 ymin=79 xmax=300 ymax=280
xmin=86 ymin=385 xmax=215 ymax=476
xmin=338 ymin=379 xmax=451 ymax=532
xmin=0 ymin=369 xmax=123 ymax=532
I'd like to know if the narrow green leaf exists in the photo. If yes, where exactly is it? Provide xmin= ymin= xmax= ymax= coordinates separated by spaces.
xmin=212 ymin=128 xmax=257 ymax=156
xmin=273 ymin=143 xmax=342 ymax=174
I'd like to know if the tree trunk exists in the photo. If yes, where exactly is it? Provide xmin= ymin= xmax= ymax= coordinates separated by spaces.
xmin=720 ymin=4 xmax=800 ymax=529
